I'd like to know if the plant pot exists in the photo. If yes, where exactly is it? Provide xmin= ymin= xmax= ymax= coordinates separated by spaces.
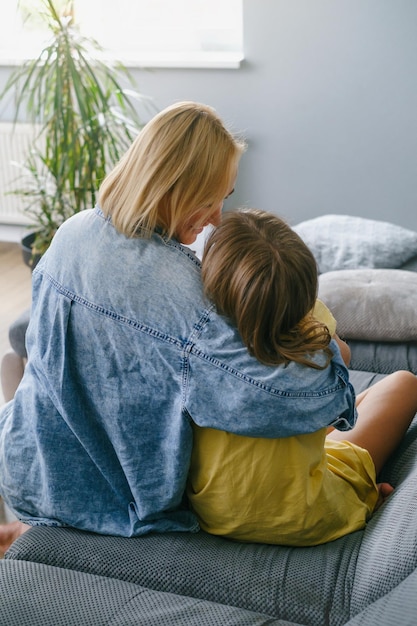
xmin=21 ymin=232 xmax=42 ymax=271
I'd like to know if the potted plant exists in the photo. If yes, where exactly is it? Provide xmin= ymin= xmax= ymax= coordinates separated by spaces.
xmin=1 ymin=0 xmax=156 ymax=264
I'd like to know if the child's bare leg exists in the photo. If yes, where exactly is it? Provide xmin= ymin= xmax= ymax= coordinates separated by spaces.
xmin=0 ymin=520 xmax=30 ymax=556
xmin=327 ymin=371 xmax=417 ymax=475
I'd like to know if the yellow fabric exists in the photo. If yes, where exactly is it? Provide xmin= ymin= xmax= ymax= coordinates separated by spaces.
xmin=188 ymin=427 xmax=378 ymax=545
xmin=313 ymin=298 xmax=337 ymax=336
xmin=187 ymin=301 xmax=379 ymax=546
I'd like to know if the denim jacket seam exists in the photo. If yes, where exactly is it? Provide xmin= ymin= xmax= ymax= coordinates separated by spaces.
xmin=182 ymin=305 xmax=347 ymax=399
xmin=332 ymin=361 xmax=350 ymax=385
xmin=181 ymin=307 xmax=215 ymax=409
xmin=94 ymin=205 xmax=112 ymax=224
xmin=94 ymin=205 xmax=202 ymax=269
xmin=35 ymin=270 xmax=184 ymax=348
xmin=188 ymin=346 xmax=347 ymax=398
xmin=161 ymin=241 xmax=201 ymax=269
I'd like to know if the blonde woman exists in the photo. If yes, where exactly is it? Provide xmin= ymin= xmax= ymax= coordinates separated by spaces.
xmin=0 ymin=101 xmax=243 ymax=549
xmin=187 ymin=209 xmax=417 ymax=546
xmin=0 ymin=103 xmax=377 ymax=553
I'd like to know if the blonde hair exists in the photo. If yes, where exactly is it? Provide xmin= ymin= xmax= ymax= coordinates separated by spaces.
xmin=99 ymin=101 xmax=246 ymax=238
xmin=202 ymin=209 xmax=332 ymax=368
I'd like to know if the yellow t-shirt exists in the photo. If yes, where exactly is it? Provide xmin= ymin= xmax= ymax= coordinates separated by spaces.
xmin=187 ymin=301 xmax=379 ymax=546
xmin=312 ymin=298 xmax=337 ymax=337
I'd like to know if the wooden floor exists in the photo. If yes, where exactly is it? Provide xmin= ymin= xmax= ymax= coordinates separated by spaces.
xmin=0 ymin=242 xmax=32 ymax=404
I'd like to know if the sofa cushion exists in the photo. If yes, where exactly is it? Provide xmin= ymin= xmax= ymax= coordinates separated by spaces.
xmin=318 ymin=269 xmax=417 ymax=342
xmin=0 ymin=559 xmax=290 ymax=626
xmin=5 ymin=524 xmax=362 ymax=626
xmin=6 ymin=371 xmax=416 ymax=626
xmin=344 ymin=567 xmax=417 ymax=626
xmin=293 ymin=214 xmax=417 ymax=274
xmin=351 ymin=409 xmax=417 ymax=617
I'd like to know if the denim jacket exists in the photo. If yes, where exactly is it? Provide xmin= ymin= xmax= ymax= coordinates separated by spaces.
xmin=0 ymin=207 xmax=356 ymax=536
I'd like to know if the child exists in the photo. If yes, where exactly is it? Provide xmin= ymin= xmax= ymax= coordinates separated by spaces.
xmin=187 ymin=209 xmax=417 ymax=546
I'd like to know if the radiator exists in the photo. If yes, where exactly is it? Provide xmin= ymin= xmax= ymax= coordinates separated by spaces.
xmin=0 ymin=122 xmax=39 ymax=225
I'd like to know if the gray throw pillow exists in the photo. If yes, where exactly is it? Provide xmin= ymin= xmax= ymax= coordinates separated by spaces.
xmin=318 ymin=269 xmax=417 ymax=342
xmin=293 ymin=214 xmax=417 ymax=274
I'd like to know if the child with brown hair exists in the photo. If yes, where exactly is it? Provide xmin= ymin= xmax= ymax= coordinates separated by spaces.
xmin=187 ymin=208 xmax=417 ymax=546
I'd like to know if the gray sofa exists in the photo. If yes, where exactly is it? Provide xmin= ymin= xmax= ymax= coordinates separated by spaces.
xmin=2 ymin=214 xmax=417 ymax=625
xmin=295 ymin=214 xmax=417 ymax=376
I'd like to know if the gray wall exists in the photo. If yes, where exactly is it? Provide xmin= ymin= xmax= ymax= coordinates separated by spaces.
xmin=2 ymin=0 xmax=417 ymax=230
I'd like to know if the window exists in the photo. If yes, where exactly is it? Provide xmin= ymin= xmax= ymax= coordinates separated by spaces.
xmin=0 ymin=0 xmax=244 ymax=68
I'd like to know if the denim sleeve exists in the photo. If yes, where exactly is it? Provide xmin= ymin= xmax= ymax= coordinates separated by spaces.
xmin=185 ymin=323 xmax=356 ymax=438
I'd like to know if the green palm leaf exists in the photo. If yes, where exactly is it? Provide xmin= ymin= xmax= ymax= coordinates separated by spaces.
xmin=1 ymin=0 xmax=156 ymax=256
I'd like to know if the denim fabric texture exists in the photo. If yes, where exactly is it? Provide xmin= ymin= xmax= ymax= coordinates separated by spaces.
xmin=0 ymin=208 xmax=356 ymax=536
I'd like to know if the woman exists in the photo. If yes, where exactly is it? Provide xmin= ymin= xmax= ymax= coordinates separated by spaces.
xmin=0 ymin=102 xmax=356 ymax=552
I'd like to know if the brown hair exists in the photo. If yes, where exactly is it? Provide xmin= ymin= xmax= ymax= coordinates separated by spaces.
xmin=202 ymin=209 xmax=332 ymax=368
xmin=99 ymin=101 xmax=246 ymax=238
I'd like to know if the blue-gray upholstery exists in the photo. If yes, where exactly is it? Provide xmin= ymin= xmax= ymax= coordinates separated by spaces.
xmin=347 ymin=340 xmax=417 ymax=375
xmin=5 ymin=370 xmax=417 ymax=625
xmin=4 ymin=525 xmax=363 ymax=626
xmin=0 ymin=559 xmax=291 ymax=626
xmin=293 ymin=214 xmax=417 ymax=274
xmin=3 ymin=214 xmax=417 ymax=624
xmin=344 ymin=568 xmax=417 ymax=626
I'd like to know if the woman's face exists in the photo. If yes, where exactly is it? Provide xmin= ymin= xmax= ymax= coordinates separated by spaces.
xmin=176 ymin=202 xmax=224 ymax=245
xmin=176 ymin=181 xmax=236 ymax=245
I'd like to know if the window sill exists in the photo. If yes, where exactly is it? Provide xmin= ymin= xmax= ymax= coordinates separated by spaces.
xmin=0 ymin=51 xmax=244 ymax=70
xmin=122 ymin=51 xmax=244 ymax=69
